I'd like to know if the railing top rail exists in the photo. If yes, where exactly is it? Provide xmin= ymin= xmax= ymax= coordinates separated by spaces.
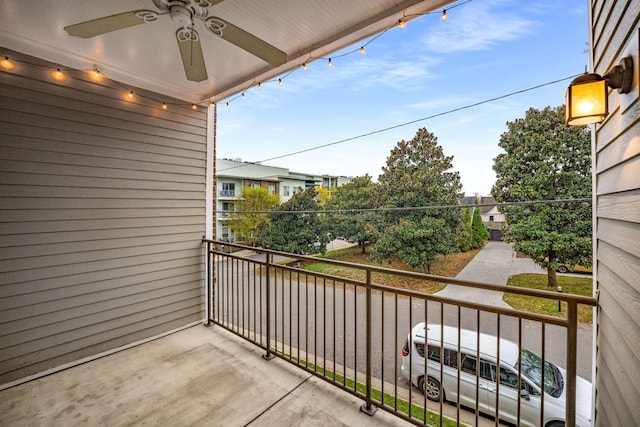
xmin=203 ymin=239 xmax=596 ymax=307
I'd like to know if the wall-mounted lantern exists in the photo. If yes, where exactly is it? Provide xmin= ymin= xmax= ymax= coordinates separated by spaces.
xmin=565 ymin=56 xmax=634 ymax=126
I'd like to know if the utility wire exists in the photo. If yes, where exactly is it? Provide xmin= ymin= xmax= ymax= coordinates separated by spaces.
xmin=217 ymin=197 xmax=591 ymax=216
xmin=218 ymin=74 xmax=581 ymax=173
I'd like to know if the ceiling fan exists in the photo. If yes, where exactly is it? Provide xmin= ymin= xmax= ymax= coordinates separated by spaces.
xmin=64 ymin=0 xmax=287 ymax=82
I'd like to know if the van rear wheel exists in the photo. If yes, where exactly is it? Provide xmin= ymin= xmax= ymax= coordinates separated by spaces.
xmin=420 ymin=376 xmax=443 ymax=402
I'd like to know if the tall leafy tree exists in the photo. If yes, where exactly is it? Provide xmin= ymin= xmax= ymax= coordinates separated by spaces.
xmin=325 ymin=175 xmax=378 ymax=253
xmin=492 ymin=106 xmax=592 ymax=287
xmin=258 ymin=187 xmax=329 ymax=254
xmin=230 ymin=186 xmax=280 ymax=245
xmin=372 ymin=128 xmax=463 ymax=273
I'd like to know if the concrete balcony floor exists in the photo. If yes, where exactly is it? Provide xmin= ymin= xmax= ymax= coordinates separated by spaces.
xmin=1 ymin=324 xmax=415 ymax=427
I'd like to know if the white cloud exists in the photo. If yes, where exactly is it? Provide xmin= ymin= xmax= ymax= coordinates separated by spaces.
xmin=422 ymin=0 xmax=537 ymax=53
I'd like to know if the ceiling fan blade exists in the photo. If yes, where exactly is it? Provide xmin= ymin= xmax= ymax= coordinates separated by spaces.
xmin=206 ymin=17 xmax=286 ymax=66
xmin=176 ymin=28 xmax=208 ymax=82
xmin=64 ymin=10 xmax=158 ymax=38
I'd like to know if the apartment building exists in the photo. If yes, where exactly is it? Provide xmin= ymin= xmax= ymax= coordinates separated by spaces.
xmin=216 ymin=158 xmax=350 ymax=241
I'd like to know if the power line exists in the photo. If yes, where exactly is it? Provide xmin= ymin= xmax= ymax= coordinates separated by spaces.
xmin=218 ymin=74 xmax=581 ymax=173
xmin=217 ymin=197 xmax=591 ymax=216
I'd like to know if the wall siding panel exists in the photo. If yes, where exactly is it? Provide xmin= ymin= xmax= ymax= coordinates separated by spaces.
xmin=591 ymin=0 xmax=640 ymax=425
xmin=0 ymin=50 xmax=207 ymax=385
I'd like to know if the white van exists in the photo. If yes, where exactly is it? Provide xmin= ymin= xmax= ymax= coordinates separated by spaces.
xmin=400 ymin=323 xmax=592 ymax=427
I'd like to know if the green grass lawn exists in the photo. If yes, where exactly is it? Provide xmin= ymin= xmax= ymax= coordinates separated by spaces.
xmin=503 ymin=274 xmax=594 ymax=324
xmin=280 ymin=352 xmax=460 ymax=427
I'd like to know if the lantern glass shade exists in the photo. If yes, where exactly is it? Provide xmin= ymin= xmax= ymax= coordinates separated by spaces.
xmin=565 ymin=75 xmax=608 ymax=126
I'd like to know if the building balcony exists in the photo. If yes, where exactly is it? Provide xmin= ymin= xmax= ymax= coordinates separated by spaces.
xmin=1 ymin=241 xmax=595 ymax=426
xmin=219 ymin=190 xmax=237 ymax=198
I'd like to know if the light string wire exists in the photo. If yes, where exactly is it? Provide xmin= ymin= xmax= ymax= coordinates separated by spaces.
xmin=217 ymin=198 xmax=591 ymax=216
xmin=0 ymin=0 xmax=470 ymax=111
xmin=217 ymin=73 xmax=581 ymax=173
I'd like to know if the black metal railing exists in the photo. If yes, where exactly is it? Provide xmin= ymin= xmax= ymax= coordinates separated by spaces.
xmin=203 ymin=240 xmax=595 ymax=427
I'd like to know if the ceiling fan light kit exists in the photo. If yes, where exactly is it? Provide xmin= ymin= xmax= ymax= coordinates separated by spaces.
xmin=64 ymin=0 xmax=286 ymax=82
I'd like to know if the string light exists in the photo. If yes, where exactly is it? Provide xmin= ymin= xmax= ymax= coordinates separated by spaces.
xmin=1 ymin=56 xmax=14 ymax=70
xmin=1 ymin=0 xmax=472 ymax=111
xmin=51 ymin=68 xmax=65 ymax=81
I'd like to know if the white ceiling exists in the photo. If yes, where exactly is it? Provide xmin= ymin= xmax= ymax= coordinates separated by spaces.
xmin=0 ymin=0 xmax=452 ymax=103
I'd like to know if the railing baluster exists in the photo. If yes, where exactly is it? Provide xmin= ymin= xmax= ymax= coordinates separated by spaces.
xmin=205 ymin=241 xmax=213 ymax=326
xmin=566 ymin=301 xmax=578 ymax=426
xmin=263 ymin=253 xmax=274 ymax=360
xmin=360 ymin=270 xmax=376 ymax=415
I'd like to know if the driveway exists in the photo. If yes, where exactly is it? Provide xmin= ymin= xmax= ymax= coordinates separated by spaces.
xmin=435 ymin=241 xmax=547 ymax=306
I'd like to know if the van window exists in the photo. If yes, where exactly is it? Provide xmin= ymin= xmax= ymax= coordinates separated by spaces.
xmin=460 ymin=354 xmax=494 ymax=381
xmin=427 ymin=345 xmax=458 ymax=368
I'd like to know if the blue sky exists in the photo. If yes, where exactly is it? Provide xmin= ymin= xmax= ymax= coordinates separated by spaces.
xmin=216 ymin=0 xmax=588 ymax=196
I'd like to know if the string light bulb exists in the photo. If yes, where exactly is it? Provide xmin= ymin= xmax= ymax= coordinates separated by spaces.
xmin=242 ymin=92 xmax=246 ymax=100
xmin=441 ymin=9 xmax=447 ymax=21
xmin=128 ymin=90 xmax=134 ymax=99
xmin=1 ymin=56 xmax=14 ymax=70
xmin=209 ymin=101 xmax=215 ymax=107
xmin=257 ymin=82 xmax=262 ymax=90
xmin=52 ymin=68 xmax=65 ymax=81
xmin=191 ymin=104 xmax=197 ymax=110
xmin=360 ymin=46 xmax=366 ymax=55
xmin=303 ymin=63 xmax=308 ymax=70
xmin=162 ymin=102 xmax=167 ymax=110
xmin=278 ymin=78 xmax=283 ymax=86
xmin=226 ymin=102 xmax=230 ymax=109
xmin=328 ymin=58 xmax=333 ymax=67
xmin=398 ymin=18 xmax=406 ymax=28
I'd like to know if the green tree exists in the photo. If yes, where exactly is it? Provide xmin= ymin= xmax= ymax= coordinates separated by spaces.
xmin=325 ymin=175 xmax=378 ymax=253
xmin=230 ymin=186 xmax=280 ymax=245
xmin=258 ymin=187 xmax=329 ymax=254
xmin=492 ymin=106 xmax=592 ymax=287
xmin=471 ymin=207 xmax=489 ymax=248
xmin=459 ymin=206 xmax=473 ymax=252
xmin=372 ymin=127 xmax=463 ymax=273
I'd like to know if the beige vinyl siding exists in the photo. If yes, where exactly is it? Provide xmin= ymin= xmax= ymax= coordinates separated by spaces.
xmin=0 ymin=50 xmax=207 ymax=385
xmin=591 ymin=0 xmax=640 ymax=425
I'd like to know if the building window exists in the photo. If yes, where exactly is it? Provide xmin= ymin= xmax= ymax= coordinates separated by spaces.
xmin=489 ymin=215 xmax=494 ymax=221
xmin=268 ymin=183 xmax=276 ymax=194
xmin=221 ymin=182 xmax=235 ymax=197
xmin=283 ymin=186 xmax=290 ymax=196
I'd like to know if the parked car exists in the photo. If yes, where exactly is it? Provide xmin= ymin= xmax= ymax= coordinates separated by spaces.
xmin=556 ymin=263 xmax=592 ymax=274
xmin=400 ymin=323 xmax=592 ymax=427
